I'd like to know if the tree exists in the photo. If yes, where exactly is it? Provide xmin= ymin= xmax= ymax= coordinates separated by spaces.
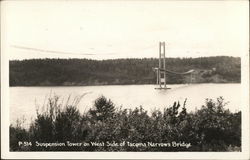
xmin=89 ymin=96 xmax=115 ymax=121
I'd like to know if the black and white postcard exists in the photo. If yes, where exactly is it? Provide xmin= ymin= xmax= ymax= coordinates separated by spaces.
xmin=1 ymin=0 xmax=249 ymax=159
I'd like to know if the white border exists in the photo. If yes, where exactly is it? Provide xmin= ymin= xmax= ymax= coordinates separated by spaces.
xmin=1 ymin=1 xmax=249 ymax=159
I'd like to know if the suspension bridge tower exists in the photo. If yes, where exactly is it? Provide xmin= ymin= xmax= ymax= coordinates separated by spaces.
xmin=154 ymin=42 xmax=195 ymax=89
xmin=156 ymin=42 xmax=170 ymax=89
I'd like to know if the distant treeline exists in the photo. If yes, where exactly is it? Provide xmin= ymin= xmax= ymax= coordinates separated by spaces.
xmin=9 ymin=56 xmax=241 ymax=86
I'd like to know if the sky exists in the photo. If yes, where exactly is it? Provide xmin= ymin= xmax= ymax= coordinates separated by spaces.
xmin=1 ymin=0 xmax=249 ymax=60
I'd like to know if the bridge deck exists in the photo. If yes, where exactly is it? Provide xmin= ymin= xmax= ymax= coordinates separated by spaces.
xmin=154 ymin=68 xmax=195 ymax=75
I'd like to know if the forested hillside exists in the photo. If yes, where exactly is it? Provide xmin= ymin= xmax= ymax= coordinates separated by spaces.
xmin=9 ymin=56 xmax=241 ymax=86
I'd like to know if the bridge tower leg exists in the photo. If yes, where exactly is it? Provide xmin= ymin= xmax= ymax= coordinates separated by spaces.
xmin=158 ymin=42 xmax=167 ymax=88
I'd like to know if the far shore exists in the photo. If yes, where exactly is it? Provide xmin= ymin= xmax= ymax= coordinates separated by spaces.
xmin=9 ymin=82 xmax=241 ymax=87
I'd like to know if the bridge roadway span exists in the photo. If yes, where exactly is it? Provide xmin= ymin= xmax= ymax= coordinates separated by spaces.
xmin=153 ymin=68 xmax=195 ymax=75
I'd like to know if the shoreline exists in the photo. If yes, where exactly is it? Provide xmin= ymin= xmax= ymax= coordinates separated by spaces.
xmin=9 ymin=82 xmax=241 ymax=87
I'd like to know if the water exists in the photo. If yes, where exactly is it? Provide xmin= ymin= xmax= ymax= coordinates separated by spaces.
xmin=10 ymin=83 xmax=241 ymax=126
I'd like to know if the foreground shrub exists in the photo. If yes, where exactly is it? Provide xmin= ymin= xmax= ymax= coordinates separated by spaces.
xmin=10 ymin=122 xmax=30 ymax=151
xmin=9 ymin=96 xmax=241 ymax=151
xmin=27 ymin=95 xmax=89 ymax=151
xmin=191 ymin=97 xmax=241 ymax=151
xmin=89 ymin=96 xmax=115 ymax=122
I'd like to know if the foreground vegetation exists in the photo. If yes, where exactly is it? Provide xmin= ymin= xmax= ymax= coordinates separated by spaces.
xmin=10 ymin=96 xmax=241 ymax=151
xmin=10 ymin=56 xmax=241 ymax=86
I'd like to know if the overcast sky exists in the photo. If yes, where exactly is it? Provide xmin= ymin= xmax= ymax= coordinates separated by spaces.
xmin=1 ymin=1 xmax=249 ymax=60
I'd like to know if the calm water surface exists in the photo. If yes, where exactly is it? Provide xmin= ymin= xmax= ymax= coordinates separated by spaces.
xmin=10 ymin=84 xmax=241 ymax=126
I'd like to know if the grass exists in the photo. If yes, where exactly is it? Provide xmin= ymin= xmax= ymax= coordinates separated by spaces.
xmin=10 ymin=95 xmax=241 ymax=151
